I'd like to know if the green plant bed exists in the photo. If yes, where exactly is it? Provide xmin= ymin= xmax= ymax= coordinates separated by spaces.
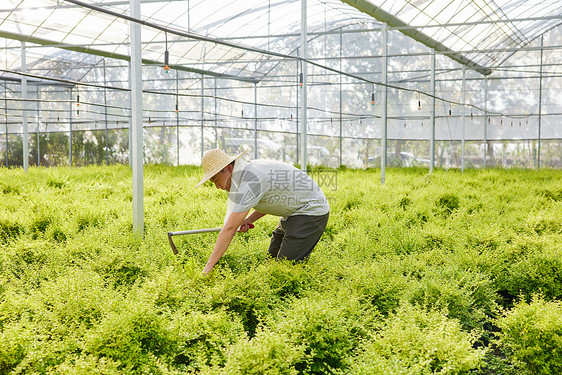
xmin=0 ymin=165 xmax=561 ymax=374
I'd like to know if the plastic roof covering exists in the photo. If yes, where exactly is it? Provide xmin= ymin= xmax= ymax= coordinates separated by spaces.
xmin=361 ymin=0 xmax=562 ymax=67
xmin=0 ymin=0 xmax=374 ymax=81
xmin=0 ymin=0 xmax=561 ymax=80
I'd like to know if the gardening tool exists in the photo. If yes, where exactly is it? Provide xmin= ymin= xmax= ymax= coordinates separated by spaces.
xmin=167 ymin=224 xmax=254 ymax=255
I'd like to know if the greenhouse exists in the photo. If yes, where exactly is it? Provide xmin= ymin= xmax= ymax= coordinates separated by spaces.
xmin=1 ymin=0 xmax=561 ymax=171
xmin=1 ymin=1 xmax=562 ymax=374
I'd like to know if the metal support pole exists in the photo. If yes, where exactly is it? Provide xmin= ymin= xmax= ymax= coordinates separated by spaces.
xmin=538 ymin=35 xmax=544 ymax=170
xmin=200 ymin=74 xmax=204 ymax=159
xmin=254 ymin=83 xmax=258 ymax=159
xmin=4 ymin=84 xmax=7 ymax=167
xmin=300 ymin=0 xmax=308 ymax=172
xmin=430 ymin=48 xmax=435 ymax=173
xmin=214 ymin=78 xmax=218 ymax=149
xmin=381 ymin=23 xmax=388 ymax=184
xmin=484 ymin=77 xmax=488 ymax=168
xmin=461 ymin=66 xmax=466 ymax=172
xmin=103 ymin=59 xmax=109 ymax=165
xmin=339 ymin=28 xmax=343 ymax=167
xmin=128 ymin=62 xmax=132 ymax=166
xmin=69 ymin=88 xmax=73 ymax=166
xmin=36 ymin=87 xmax=40 ymax=166
xmin=296 ymin=57 xmax=299 ymax=164
xmin=21 ymin=41 xmax=29 ymax=171
xmin=130 ymin=0 xmax=144 ymax=235
xmin=176 ymin=71 xmax=180 ymax=165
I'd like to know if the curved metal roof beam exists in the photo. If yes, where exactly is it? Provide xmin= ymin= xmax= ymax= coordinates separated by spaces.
xmin=340 ymin=0 xmax=493 ymax=75
xmin=0 ymin=30 xmax=259 ymax=83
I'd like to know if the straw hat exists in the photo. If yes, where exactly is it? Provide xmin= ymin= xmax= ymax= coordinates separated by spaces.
xmin=195 ymin=149 xmax=245 ymax=187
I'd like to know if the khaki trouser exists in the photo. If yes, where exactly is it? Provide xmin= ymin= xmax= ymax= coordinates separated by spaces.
xmin=267 ymin=212 xmax=329 ymax=261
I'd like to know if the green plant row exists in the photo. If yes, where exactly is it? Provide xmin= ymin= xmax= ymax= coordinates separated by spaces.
xmin=0 ymin=165 xmax=561 ymax=374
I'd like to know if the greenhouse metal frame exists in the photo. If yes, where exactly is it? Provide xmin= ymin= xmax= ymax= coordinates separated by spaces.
xmin=1 ymin=0 xmax=561 ymax=230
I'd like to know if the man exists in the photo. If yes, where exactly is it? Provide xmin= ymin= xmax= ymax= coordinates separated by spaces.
xmin=196 ymin=149 xmax=330 ymax=275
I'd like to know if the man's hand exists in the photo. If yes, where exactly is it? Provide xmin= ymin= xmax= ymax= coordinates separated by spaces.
xmin=237 ymin=210 xmax=267 ymax=233
xmin=238 ymin=219 xmax=254 ymax=233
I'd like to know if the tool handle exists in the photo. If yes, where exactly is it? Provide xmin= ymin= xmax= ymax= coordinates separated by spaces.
xmin=168 ymin=224 xmax=254 ymax=237
xmin=167 ymin=224 xmax=254 ymax=255
xmin=168 ymin=227 xmax=222 ymax=236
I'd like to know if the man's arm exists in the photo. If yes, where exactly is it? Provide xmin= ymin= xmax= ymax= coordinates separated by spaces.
xmin=238 ymin=210 xmax=267 ymax=232
xmin=202 ymin=209 xmax=250 ymax=275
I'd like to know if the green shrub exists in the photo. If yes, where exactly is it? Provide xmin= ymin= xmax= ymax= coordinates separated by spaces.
xmin=1 ymin=165 xmax=561 ymax=374
xmin=538 ymin=188 xmax=562 ymax=202
xmin=343 ymin=195 xmax=363 ymax=211
xmin=30 ymin=216 xmax=53 ymax=239
xmin=271 ymin=296 xmax=378 ymax=374
xmin=46 ymin=179 xmax=66 ymax=189
xmin=399 ymin=196 xmax=412 ymax=209
xmin=13 ymin=245 xmax=49 ymax=267
xmin=83 ymin=305 xmax=173 ymax=372
xmin=49 ymin=355 xmax=122 ymax=375
xmin=206 ymin=272 xmax=273 ymax=337
xmin=34 ymin=271 xmax=109 ymax=330
xmin=169 ymin=309 xmax=246 ymax=371
xmin=436 ymin=193 xmax=460 ymax=214
xmin=1 ymin=183 xmax=21 ymax=195
xmin=398 ymin=248 xmax=500 ymax=333
xmin=0 ymin=322 xmax=31 ymax=374
xmin=206 ymin=329 xmax=302 ymax=375
xmin=477 ymin=349 xmax=519 ymax=375
xmin=349 ymin=304 xmax=486 ymax=374
xmin=497 ymin=296 xmax=562 ymax=375
xmin=95 ymin=257 xmax=148 ymax=288
xmin=494 ymin=244 xmax=562 ymax=303
xmin=76 ymin=213 xmax=104 ymax=232
xmin=264 ymin=262 xmax=315 ymax=301
xmin=206 ymin=263 xmax=315 ymax=337
xmin=0 ymin=219 xmax=24 ymax=243
xmin=50 ymin=226 xmax=68 ymax=243
xmin=344 ymin=261 xmax=406 ymax=316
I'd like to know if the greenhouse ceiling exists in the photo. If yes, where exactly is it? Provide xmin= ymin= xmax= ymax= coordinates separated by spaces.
xmin=1 ymin=0 xmax=561 ymax=82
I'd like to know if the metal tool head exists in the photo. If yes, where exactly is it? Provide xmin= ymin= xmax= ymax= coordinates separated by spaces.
xmin=167 ymin=232 xmax=178 ymax=255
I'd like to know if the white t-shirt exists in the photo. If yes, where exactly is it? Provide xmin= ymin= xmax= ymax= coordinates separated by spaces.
xmin=225 ymin=159 xmax=329 ymax=222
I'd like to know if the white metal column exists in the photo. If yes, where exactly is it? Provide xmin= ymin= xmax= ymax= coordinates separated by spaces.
xmin=21 ymin=42 xmax=29 ymax=171
xmin=296 ymin=58 xmax=299 ymax=164
xmin=130 ymin=0 xmax=144 ymax=235
xmin=300 ymin=0 xmax=308 ymax=172
xmin=339 ymin=28 xmax=343 ymax=167
xmin=4 ymin=85 xmax=7 ymax=167
xmin=128 ymin=62 xmax=132 ymax=166
xmin=103 ymin=59 xmax=109 ymax=165
xmin=69 ymin=88 xmax=73 ymax=166
xmin=254 ymin=83 xmax=258 ymax=159
xmin=537 ymin=35 xmax=544 ymax=170
xmin=461 ymin=66 xmax=466 ymax=172
xmin=381 ymin=23 xmax=388 ymax=184
xmin=176 ymin=72 xmax=180 ymax=165
xmin=200 ymin=74 xmax=204 ymax=159
xmin=483 ymin=77 xmax=488 ymax=168
xmin=214 ymin=78 xmax=218 ymax=149
xmin=430 ymin=49 xmax=435 ymax=173
xmin=36 ymin=88 xmax=40 ymax=166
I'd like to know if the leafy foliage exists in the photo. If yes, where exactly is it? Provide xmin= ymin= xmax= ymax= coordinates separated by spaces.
xmin=0 ymin=165 xmax=561 ymax=374
xmin=350 ymin=304 xmax=486 ymax=374
xmin=497 ymin=296 xmax=562 ymax=374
